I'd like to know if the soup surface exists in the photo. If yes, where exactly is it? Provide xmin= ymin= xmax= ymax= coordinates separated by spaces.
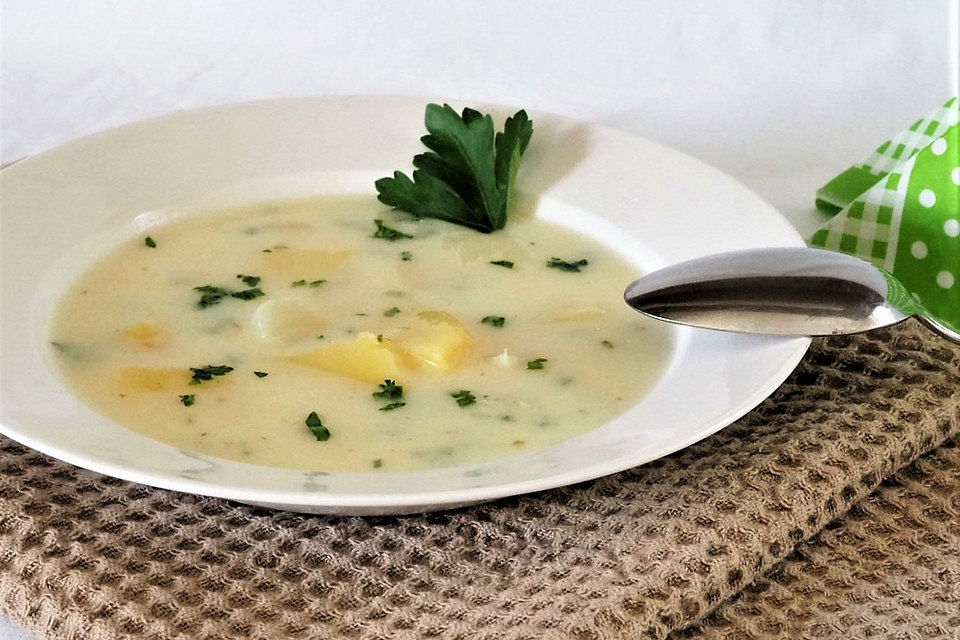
xmin=50 ymin=196 xmax=673 ymax=472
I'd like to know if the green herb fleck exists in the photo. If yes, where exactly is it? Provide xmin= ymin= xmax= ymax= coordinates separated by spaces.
xmin=385 ymin=290 xmax=405 ymax=297
xmin=376 ymin=334 xmax=384 ymax=342
xmin=144 ymin=236 xmax=157 ymax=248
xmin=236 ymin=274 xmax=261 ymax=287
xmin=179 ymin=394 xmax=195 ymax=406
xmin=291 ymin=279 xmax=307 ymax=287
xmin=546 ymin=257 xmax=589 ymax=272
xmin=253 ymin=371 xmax=269 ymax=378
xmin=193 ymin=285 xmax=232 ymax=308
xmin=372 ymin=219 xmax=413 ymax=241
xmin=450 ymin=389 xmax=476 ymax=407
xmin=601 ymin=340 xmax=614 ymax=349
xmin=379 ymin=401 xmax=406 ymax=411
xmin=230 ymin=287 xmax=264 ymax=301
xmin=305 ymin=411 xmax=330 ymax=441
xmin=401 ymin=251 xmax=413 ymax=261
xmin=481 ymin=315 xmax=505 ymax=328
xmin=373 ymin=379 xmax=403 ymax=400
xmin=372 ymin=458 xmax=383 ymax=468
xmin=527 ymin=358 xmax=548 ymax=370
xmin=262 ymin=248 xmax=272 ymax=253
xmin=375 ymin=104 xmax=533 ymax=233
xmin=384 ymin=307 xmax=401 ymax=317
xmin=489 ymin=260 xmax=514 ymax=268
xmin=189 ymin=364 xmax=234 ymax=385
xmin=309 ymin=279 xmax=326 ymax=287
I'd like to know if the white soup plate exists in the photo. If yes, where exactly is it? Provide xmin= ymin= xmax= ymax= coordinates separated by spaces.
xmin=0 ymin=97 xmax=808 ymax=514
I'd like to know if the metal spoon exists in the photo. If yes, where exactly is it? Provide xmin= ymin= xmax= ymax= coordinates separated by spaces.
xmin=624 ymin=247 xmax=960 ymax=344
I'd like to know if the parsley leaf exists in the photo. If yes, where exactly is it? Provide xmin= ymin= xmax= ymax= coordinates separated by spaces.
xmin=305 ymin=411 xmax=330 ymax=441
xmin=236 ymin=274 xmax=261 ymax=287
xmin=230 ymin=287 xmax=264 ymax=301
xmin=489 ymin=260 xmax=514 ymax=268
xmin=526 ymin=358 xmax=548 ymax=370
xmin=144 ymin=236 xmax=157 ymax=248
xmin=372 ymin=219 xmax=413 ymax=241
xmin=194 ymin=283 xmax=264 ymax=308
xmin=373 ymin=379 xmax=403 ymax=400
xmin=450 ymin=389 xmax=476 ymax=407
xmin=546 ymin=257 xmax=589 ymax=272
xmin=193 ymin=285 xmax=232 ymax=308
xmin=481 ymin=315 xmax=505 ymax=328
xmin=375 ymin=104 xmax=533 ymax=233
xmin=379 ymin=401 xmax=406 ymax=411
xmin=179 ymin=394 xmax=195 ymax=406
xmin=189 ymin=364 xmax=234 ymax=384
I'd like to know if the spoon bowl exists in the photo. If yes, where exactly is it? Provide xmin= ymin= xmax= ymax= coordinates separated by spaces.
xmin=625 ymin=247 xmax=960 ymax=344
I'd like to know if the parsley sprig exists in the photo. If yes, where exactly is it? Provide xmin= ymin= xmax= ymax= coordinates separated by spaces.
xmin=375 ymin=104 xmax=533 ymax=233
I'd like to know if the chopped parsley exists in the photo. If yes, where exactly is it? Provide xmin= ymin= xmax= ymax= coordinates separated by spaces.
xmin=236 ymin=274 xmax=261 ymax=287
xmin=230 ymin=288 xmax=264 ymax=301
xmin=601 ymin=340 xmax=614 ymax=349
xmin=179 ymin=394 xmax=195 ymax=406
xmin=291 ymin=279 xmax=326 ymax=288
xmin=489 ymin=260 xmax=514 ymax=268
xmin=144 ymin=236 xmax=157 ymax=248
xmin=193 ymin=283 xmax=263 ymax=308
xmin=450 ymin=389 xmax=476 ymax=407
xmin=546 ymin=257 xmax=589 ymax=272
xmin=372 ymin=459 xmax=383 ymax=468
xmin=375 ymin=104 xmax=533 ymax=233
xmin=193 ymin=285 xmax=232 ymax=308
xmin=373 ymin=379 xmax=403 ymax=400
xmin=384 ymin=307 xmax=401 ymax=317
xmin=481 ymin=315 xmax=505 ymax=328
xmin=526 ymin=358 xmax=548 ymax=370
xmin=305 ymin=412 xmax=330 ymax=441
xmin=372 ymin=219 xmax=413 ymax=241
xmin=189 ymin=364 xmax=234 ymax=384
xmin=379 ymin=401 xmax=406 ymax=411
xmin=401 ymin=251 xmax=413 ymax=261
xmin=253 ymin=371 xmax=269 ymax=378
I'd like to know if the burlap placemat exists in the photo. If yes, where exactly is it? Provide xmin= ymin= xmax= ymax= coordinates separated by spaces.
xmin=0 ymin=321 xmax=957 ymax=640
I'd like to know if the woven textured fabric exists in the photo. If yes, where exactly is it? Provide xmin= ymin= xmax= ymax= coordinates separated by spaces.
xmin=675 ymin=437 xmax=960 ymax=640
xmin=0 ymin=321 xmax=958 ymax=640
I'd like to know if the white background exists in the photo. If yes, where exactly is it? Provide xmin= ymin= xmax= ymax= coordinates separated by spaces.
xmin=0 ymin=1 xmax=957 ymax=638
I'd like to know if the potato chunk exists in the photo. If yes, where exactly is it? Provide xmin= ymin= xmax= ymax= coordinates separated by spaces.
xmin=392 ymin=311 xmax=473 ymax=371
xmin=123 ymin=324 xmax=164 ymax=349
xmin=249 ymin=299 xmax=321 ymax=344
xmin=257 ymin=249 xmax=351 ymax=277
xmin=290 ymin=332 xmax=402 ymax=383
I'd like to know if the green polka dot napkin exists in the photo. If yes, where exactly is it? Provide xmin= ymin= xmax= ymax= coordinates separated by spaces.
xmin=811 ymin=97 xmax=959 ymax=331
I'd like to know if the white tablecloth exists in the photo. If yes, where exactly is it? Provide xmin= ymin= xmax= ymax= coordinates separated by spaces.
xmin=1 ymin=1 xmax=955 ymax=638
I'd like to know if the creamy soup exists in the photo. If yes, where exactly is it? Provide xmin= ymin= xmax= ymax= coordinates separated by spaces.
xmin=50 ymin=196 xmax=673 ymax=472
